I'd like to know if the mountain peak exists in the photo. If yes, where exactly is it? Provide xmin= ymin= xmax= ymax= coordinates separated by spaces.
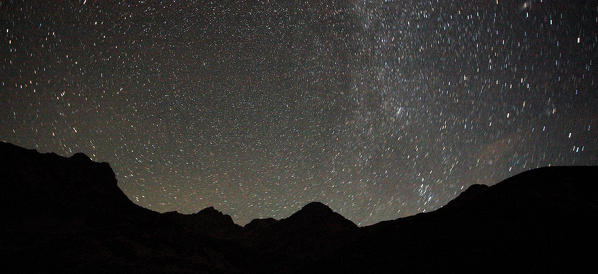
xmin=301 ymin=201 xmax=333 ymax=212
xmin=70 ymin=152 xmax=91 ymax=162
xmin=244 ymin=217 xmax=277 ymax=232
xmin=284 ymin=201 xmax=357 ymax=230
xmin=289 ymin=201 xmax=336 ymax=220
xmin=1 ymin=142 xmax=146 ymax=223
xmin=194 ymin=206 xmax=234 ymax=223
xmin=198 ymin=206 xmax=219 ymax=213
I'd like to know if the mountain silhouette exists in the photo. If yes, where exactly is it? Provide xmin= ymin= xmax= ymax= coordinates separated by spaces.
xmin=1 ymin=141 xmax=596 ymax=273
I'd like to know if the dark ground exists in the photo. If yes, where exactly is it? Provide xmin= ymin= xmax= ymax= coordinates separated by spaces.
xmin=1 ymin=141 xmax=596 ymax=273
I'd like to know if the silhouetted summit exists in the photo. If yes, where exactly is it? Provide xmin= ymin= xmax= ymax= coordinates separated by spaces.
xmin=285 ymin=201 xmax=357 ymax=230
xmin=70 ymin=152 xmax=92 ymax=162
xmin=1 ymin=142 xmax=146 ymax=224
xmin=1 ymin=142 xmax=597 ymax=273
xmin=160 ymin=207 xmax=242 ymax=238
xmin=244 ymin=217 xmax=277 ymax=232
xmin=300 ymin=201 xmax=332 ymax=211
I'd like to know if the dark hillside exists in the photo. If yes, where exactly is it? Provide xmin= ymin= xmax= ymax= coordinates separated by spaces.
xmin=1 ymin=142 xmax=596 ymax=273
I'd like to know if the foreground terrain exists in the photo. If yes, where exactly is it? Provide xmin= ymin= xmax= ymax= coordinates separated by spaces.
xmin=1 ymin=142 xmax=596 ymax=273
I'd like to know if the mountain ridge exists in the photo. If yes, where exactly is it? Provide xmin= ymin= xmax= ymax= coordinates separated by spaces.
xmin=1 ymin=141 xmax=596 ymax=273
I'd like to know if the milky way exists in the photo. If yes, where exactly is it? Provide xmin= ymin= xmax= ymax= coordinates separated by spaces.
xmin=2 ymin=0 xmax=597 ymax=225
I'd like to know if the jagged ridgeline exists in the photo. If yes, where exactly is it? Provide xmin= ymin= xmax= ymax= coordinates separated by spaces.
xmin=1 ymin=142 xmax=597 ymax=273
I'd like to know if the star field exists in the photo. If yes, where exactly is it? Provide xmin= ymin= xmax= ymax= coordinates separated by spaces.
xmin=1 ymin=0 xmax=597 ymax=225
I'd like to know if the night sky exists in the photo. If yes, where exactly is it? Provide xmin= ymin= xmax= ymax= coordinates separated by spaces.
xmin=1 ymin=0 xmax=597 ymax=226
